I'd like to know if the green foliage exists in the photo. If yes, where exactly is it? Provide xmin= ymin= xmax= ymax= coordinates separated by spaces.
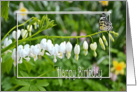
xmin=1 ymin=53 xmax=13 ymax=74
xmin=1 ymin=1 xmax=9 ymax=21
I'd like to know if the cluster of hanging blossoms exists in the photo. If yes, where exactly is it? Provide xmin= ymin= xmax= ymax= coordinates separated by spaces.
xmin=1 ymin=16 xmax=119 ymax=66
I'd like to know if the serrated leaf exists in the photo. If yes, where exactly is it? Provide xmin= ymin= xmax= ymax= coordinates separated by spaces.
xmin=24 ymin=60 xmax=33 ymax=73
xmin=29 ymin=85 xmax=39 ymax=91
xmin=11 ymin=78 xmax=30 ymax=86
xmin=36 ymin=80 xmax=49 ymax=87
xmin=29 ymin=17 xmax=39 ymax=26
xmin=37 ymin=86 xmax=46 ymax=91
xmin=1 ymin=53 xmax=13 ymax=74
xmin=1 ymin=1 xmax=9 ymax=21
xmin=1 ymin=77 xmax=13 ymax=91
xmin=18 ymin=86 xmax=30 ymax=91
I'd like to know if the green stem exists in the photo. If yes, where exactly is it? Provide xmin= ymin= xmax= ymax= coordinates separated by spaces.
xmin=1 ymin=17 xmax=34 ymax=42
xmin=24 ymin=31 xmax=110 ymax=41
xmin=1 ymin=31 xmax=112 ymax=53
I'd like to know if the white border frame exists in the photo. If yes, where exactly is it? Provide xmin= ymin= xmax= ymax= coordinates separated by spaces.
xmin=16 ymin=11 xmax=111 ymax=79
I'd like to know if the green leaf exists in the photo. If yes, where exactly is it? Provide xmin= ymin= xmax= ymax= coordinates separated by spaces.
xmin=11 ymin=78 xmax=30 ymax=86
xmin=37 ymin=86 xmax=46 ymax=91
xmin=29 ymin=17 xmax=39 ymax=26
xmin=18 ymin=86 xmax=30 ymax=91
xmin=1 ymin=1 xmax=9 ymax=21
xmin=36 ymin=80 xmax=49 ymax=87
xmin=24 ymin=60 xmax=33 ymax=73
xmin=29 ymin=85 xmax=39 ymax=91
xmin=1 ymin=76 xmax=13 ymax=91
xmin=1 ymin=53 xmax=13 ymax=74
xmin=58 ymin=79 xmax=63 ymax=86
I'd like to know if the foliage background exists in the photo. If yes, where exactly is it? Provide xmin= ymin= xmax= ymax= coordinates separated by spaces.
xmin=1 ymin=1 xmax=126 ymax=91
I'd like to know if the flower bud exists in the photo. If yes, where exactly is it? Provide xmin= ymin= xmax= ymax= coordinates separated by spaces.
xmin=93 ymin=51 xmax=97 ymax=57
xmin=27 ymin=25 xmax=32 ymax=32
xmin=108 ymin=33 xmax=114 ymax=42
xmin=33 ymin=22 xmax=37 ymax=29
xmin=102 ymin=35 xmax=108 ymax=46
xmin=111 ymin=31 xmax=119 ymax=37
xmin=83 ymin=41 xmax=88 ymax=56
xmin=90 ymin=42 xmax=97 ymax=51
xmin=99 ymin=38 xmax=105 ymax=50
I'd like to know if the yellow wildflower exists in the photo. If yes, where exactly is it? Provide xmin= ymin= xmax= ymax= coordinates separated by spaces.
xmin=99 ymin=1 xmax=109 ymax=6
xmin=111 ymin=61 xmax=126 ymax=75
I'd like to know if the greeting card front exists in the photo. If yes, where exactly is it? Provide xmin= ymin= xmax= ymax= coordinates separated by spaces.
xmin=1 ymin=0 xmax=128 ymax=91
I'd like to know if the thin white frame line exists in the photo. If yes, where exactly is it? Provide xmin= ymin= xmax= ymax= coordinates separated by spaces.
xmin=17 ymin=13 xmax=18 ymax=78
xmin=17 ymin=77 xmax=110 ymax=79
xmin=16 ymin=11 xmax=112 ymax=14
xmin=16 ymin=11 xmax=111 ymax=79
xmin=109 ymin=14 xmax=111 ymax=78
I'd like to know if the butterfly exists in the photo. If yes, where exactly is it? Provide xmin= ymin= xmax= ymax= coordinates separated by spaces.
xmin=99 ymin=13 xmax=113 ymax=31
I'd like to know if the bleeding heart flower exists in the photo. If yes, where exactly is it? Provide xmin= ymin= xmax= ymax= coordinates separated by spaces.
xmin=58 ymin=41 xmax=66 ymax=59
xmin=12 ymin=30 xmax=21 ymax=40
xmin=74 ymin=44 xmax=80 ymax=61
xmin=21 ymin=29 xmax=28 ymax=39
xmin=83 ymin=41 xmax=88 ymax=56
xmin=66 ymin=41 xmax=72 ymax=59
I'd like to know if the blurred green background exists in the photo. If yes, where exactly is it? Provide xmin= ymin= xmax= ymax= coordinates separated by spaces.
xmin=1 ymin=1 xmax=126 ymax=91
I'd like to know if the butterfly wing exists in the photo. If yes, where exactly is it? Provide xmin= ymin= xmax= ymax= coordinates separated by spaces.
xmin=99 ymin=13 xmax=113 ymax=31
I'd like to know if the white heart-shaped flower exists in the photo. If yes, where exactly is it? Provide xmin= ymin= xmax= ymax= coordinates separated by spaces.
xmin=90 ymin=42 xmax=97 ymax=51
xmin=21 ymin=29 xmax=28 ymax=39
xmin=83 ymin=41 xmax=88 ymax=50
xmin=40 ymin=38 xmax=47 ymax=50
xmin=12 ymin=30 xmax=21 ymax=40
xmin=74 ymin=44 xmax=80 ymax=61
xmin=58 ymin=42 xmax=66 ymax=58
xmin=3 ymin=38 xmax=12 ymax=48
xmin=74 ymin=44 xmax=80 ymax=55
xmin=66 ymin=42 xmax=72 ymax=59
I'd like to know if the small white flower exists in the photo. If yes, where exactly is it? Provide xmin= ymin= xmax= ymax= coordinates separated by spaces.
xmin=12 ymin=30 xmax=21 ymax=40
xmin=21 ymin=29 xmax=28 ymax=39
xmin=31 ymin=44 xmax=41 ymax=61
xmin=66 ymin=42 xmax=72 ymax=59
xmin=90 ymin=42 xmax=97 ymax=51
xmin=40 ymin=38 xmax=47 ymax=50
xmin=3 ymin=38 xmax=12 ymax=54
xmin=17 ymin=44 xmax=30 ymax=63
xmin=46 ymin=40 xmax=53 ymax=53
xmin=50 ymin=44 xmax=59 ymax=63
xmin=12 ymin=48 xmax=20 ymax=66
xmin=3 ymin=38 xmax=12 ymax=48
xmin=83 ymin=41 xmax=88 ymax=56
xmin=90 ymin=42 xmax=98 ymax=57
xmin=14 ymin=2 xmax=28 ymax=21
xmin=74 ymin=44 xmax=80 ymax=61
xmin=58 ymin=42 xmax=66 ymax=59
